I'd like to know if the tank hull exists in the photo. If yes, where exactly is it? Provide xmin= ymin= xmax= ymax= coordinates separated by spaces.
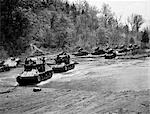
xmin=105 ymin=54 xmax=116 ymax=59
xmin=0 ymin=66 xmax=10 ymax=72
xmin=52 ymin=63 xmax=75 ymax=73
xmin=16 ymin=70 xmax=53 ymax=86
xmin=73 ymin=52 xmax=88 ymax=56
xmin=91 ymin=50 xmax=106 ymax=55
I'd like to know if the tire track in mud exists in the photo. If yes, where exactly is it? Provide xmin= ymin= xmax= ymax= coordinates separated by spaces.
xmin=0 ymin=68 xmax=23 ymax=94
xmin=0 ymin=57 xmax=150 ymax=114
xmin=0 ymin=85 xmax=18 ymax=94
xmin=40 ymin=58 xmax=150 ymax=93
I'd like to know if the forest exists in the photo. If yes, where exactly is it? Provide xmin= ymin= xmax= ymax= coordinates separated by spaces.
xmin=0 ymin=0 xmax=150 ymax=59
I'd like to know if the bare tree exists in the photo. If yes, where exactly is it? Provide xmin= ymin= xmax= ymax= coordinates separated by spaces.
xmin=141 ymin=30 xmax=149 ymax=48
xmin=110 ymin=15 xmax=121 ymax=29
xmin=127 ymin=14 xmax=144 ymax=32
xmin=133 ymin=14 xmax=144 ymax=32
xmin=127 ymin=14 xmax=135 ymax=31
xmin=100 ymin=3 xmax=114 ymax=28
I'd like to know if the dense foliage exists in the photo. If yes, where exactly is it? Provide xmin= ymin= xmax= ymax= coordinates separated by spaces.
xmin=1 ymin=0 xmax=30 ymax=56
xmin=129 ymin=37 xmax=135 ymax=45
xmin=141 ymin=30 xmax=149 ymax=44
xmin=0 ymin=0 xmax=149 ymax=58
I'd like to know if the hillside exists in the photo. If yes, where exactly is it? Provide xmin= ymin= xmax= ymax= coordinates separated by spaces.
xmin=0 ymin=0 xmax=149 ymax=59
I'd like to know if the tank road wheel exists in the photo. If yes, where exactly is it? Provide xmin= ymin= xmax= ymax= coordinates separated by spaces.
xmin=48 ymin=71 xmax=52 ymax=78
xmin=72 ymin=64 xmax=75 ymax=69
xmin=64 ymin=66 xmax=68 ymax=71
xmin=45 ymin=73 xmax=48 ymax=80
xmin=70 ymin=65 xmax=73 ymax=69
xmin=0 ymin=68 xmax=3 ymax=72
xmin=37 ymin=76 xmax=41 ymax=82
xmin=70 ymin=65 xmax=72 ymax=70
xmin=71 ymin=65 xmax=73 ymax=69
xmin=47 ymin=72 xmax=50 ymax=77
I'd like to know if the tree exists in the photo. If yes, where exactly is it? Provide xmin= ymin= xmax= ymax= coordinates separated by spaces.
xmin=123 ymin=25 xmax=129 ymax=33
xmin=141 ymin=30 xmax=149 ymax=44
xmin=133 ymin=15 xmax=144 ymax=32
xmin=113 ymin=16 xmax=121 ymax=29
xmin=100 ymin=3 xmax=114 ymax=28
xmin=129 ymin=37 xmax=135 ymax=45
xmin=1 ymin=0 xmax=30 ymax=56
xmin=127 ymin=15 xmax=135 ymax=31
xmin=127 ymin=14 xmax=144 ymax=32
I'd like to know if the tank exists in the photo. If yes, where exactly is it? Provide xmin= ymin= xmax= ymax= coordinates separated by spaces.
xmin=0 ymin=64 xmax=10 ymax=72
xmin=115 ymin=48 xmax=128 ymax=56
xmin=4 ymin=57 xmax=16 ymax=68
xmin=105 ymin=53 xmax=116 ymax=59
xmin=4 ymin=57 xmax=20 ymax=68
xmin=105 ymin=49 xmax=116 ymax=59
xmin=0 ymin=57 xmax=21 ymax=72
xmin=52 ymin=62 xmax=75 ymax=73
xmin=0 ymin=60 xmax=4 ymax=66
xmin=91 ymin=47 xmax=106 ymax=55
xmin=115 ymin=50 xmax=126 ymax=56
xmin=72 ymin=48 xmax=88 ymax=56
xmin=73 ymin=51 xmax=88 ymax=56
xmin=16 ymin=57 xmax=53 ymax=86
xmin=52 ymin=53 xmax=75 ymax=73
xmin=72 ymin=49 xmax=89 ymax=56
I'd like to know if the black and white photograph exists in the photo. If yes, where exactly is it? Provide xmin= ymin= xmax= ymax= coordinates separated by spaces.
xmin=0 ymin=0 xmax=150 ymax=113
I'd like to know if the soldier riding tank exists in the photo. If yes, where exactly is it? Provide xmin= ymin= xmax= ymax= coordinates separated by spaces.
xmin=72 ymin=48 xmax=89 ymax=56
xmin=52 ymin=52 xmax=75 ymax=73
xmin=16 ymin=57 xmax=53 ymax=86
xmin=0 ymin=57 xmax=20 ymax=72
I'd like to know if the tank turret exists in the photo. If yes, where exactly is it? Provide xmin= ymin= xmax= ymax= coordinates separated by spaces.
xmin=0 ymin=57 xmax=20 ymax=72
xmin=52 ymin=53 xmax=75 ymax=73
xmin=72 ymin=48 xmax=89 ymax=56
xmin=16 ymin=57 xmax=53 ymax=86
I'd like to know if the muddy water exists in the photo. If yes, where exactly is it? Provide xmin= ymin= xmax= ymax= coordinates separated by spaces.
xmin=0 ymin=57 xmax=150 ymax=92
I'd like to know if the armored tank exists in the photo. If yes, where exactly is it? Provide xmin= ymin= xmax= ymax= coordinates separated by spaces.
xmin=4 ymin=57 xmax=20 ymax=68
xmin=0 ymin=64 xmax=10 ymax=72
xmin=91 ymin=47 xmax=106 ymax=55
xmin=105 ymin=49 xmax=116 ymax=59
xmin=0 ymin=57 xmax=20 ymax=72
xmin=0 ymin=60 xmax=4 ymax=66
xmin=52 ymin=53 xmax=75 ymax=73
xmin=73 ymin=48 xmax=89 ymax=56
xmin=16 ymin=57 xmax=53 ymax=86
